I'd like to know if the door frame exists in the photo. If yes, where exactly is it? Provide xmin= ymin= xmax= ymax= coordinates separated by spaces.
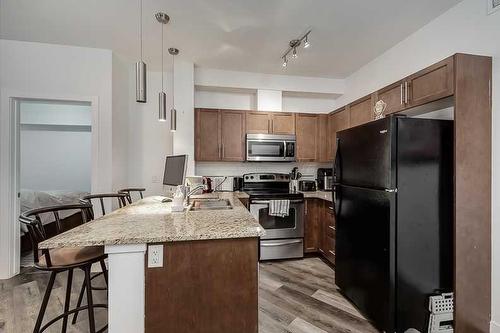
xmin=0 ymin=91 xmax=100 ymax=278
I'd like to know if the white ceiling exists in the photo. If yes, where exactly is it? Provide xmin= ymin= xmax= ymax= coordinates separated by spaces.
xmin=0 ymin=0 xmax=462 ymax=78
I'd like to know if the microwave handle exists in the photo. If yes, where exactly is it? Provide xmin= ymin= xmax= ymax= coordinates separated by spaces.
xmin=283 ymin=141 xmax=287 ymax=159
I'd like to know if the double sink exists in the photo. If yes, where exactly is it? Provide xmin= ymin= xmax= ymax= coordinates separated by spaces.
xmin=189 ymin=198 xmax=233 ymax=211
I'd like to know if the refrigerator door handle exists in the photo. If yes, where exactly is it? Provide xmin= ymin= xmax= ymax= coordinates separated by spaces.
xmin=384 ymin=188 xmax=398 ymax=193
xmin=334 ymin=185 xmax=341 ymax=216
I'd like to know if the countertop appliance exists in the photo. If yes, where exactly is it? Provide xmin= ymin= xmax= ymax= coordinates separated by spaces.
xmin=246 ymin=134 xmax=296 ymax=162
xmin=243 ymin=173 xmax=304 ymax=260
xmin=316 ymin=168 xmax=332 ymax=191
xmin=299 ymin=180 xmax=316 ymax=192
xmin=233 ymin=176 xmax=244 ymax=191
xmin=334 ymin=116 xmax=453 ymax=333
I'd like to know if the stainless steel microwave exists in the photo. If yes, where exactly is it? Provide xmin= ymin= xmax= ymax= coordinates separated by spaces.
xmin=246 ymin=134 xmax=296 ymax=162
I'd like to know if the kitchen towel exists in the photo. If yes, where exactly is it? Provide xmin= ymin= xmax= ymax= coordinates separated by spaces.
xmin=269 ymin=200 xmax=290 ymax=217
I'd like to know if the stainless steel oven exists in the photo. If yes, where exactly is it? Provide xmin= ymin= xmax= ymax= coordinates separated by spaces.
xmin=250 ymin=198 xmax=304 ymax=260
xmin=246 ymin=134 xmax=296 ymax=162
xmin=244 ymin=173 xmax=304 ymax=260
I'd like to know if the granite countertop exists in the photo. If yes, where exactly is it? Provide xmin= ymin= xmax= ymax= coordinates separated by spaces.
xmin=300 ymin=190 xmax=332 ymax=202
xmin=39 ymin=192 xmax=265 ymax=249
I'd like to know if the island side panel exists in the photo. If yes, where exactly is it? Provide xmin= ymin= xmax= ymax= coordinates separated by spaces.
xmin=145 ymin=237 xmax=259 ymax=333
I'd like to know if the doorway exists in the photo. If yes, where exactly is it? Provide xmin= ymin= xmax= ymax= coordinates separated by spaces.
xmin=16 ymin=99 xmax=92 ymax=266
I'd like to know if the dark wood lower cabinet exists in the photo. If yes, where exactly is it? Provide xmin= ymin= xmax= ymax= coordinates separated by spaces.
xmin=145 ymin=238 xmax=258 ymax=333
xmin=304 ymin=198 xmax=335 ymax=265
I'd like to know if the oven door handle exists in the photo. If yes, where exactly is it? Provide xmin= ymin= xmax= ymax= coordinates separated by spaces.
xmin=260 ymin=239 xmax=302 ymax=247
xmin=251 ymin=199 xmax=304 ymax=204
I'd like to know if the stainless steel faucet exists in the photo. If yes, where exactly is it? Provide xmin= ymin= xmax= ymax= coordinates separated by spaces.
xmin=185 ymin=184 xmax=205 ymax=205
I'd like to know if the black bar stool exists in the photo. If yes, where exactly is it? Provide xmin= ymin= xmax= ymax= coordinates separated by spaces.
xmin=71 ymin=192 xmax=128 ymax=324
xmin=80 ymin=193 xmax=128 ymax=220
xmin=20 ymin=203 xmax=108 ymax=333
xmin=118 ymin=187 xmax=146 ymax=204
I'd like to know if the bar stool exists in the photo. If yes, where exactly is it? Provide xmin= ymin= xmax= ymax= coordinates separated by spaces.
xmin=71 ymin=192 xmax=128 ymax=324
xmin=118 ymin=187 xmax=146 ymax=204
xmin=80 ymin=193 xmax=128 ymax=220
xmin=20 ymin=203 xmax=108 ymax=333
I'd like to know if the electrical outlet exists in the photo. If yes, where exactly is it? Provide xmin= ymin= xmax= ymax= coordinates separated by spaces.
xmin=152 ymin=175 xmax=160 ymax=183
xmin=147 ymin=245 xmax=163 ymax=268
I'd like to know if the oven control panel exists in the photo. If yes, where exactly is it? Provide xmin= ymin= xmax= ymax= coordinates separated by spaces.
xmin=243 ymin=173 xmax=289 ymax=182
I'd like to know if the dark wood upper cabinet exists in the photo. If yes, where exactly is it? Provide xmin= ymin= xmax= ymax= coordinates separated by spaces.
xmin=406 ymin=56 xmax=454 ymax=107
xmin=376 ymin=80 xmax=406 ymax=115
xmin=246 ymin=111 xmax=271 ymax=134
xmin=195 ymin=108 xmax=245 ymax=162
xmin=327 ymin=113 xmax=336 ymax=161
xmin=317 ymin=114 xmax=331 ymax=162
xmin=221 ymin=110 xmax=245 ymax=161
xmin=195 ymin=108 xmax=221 ymax=161
xmin=329 ymin=108 xmax=350 ymax=159
xmin=296 ymin=113 xmax=318 ymax=162
xmin=272 ymin=112 xmax=295 ymax=134
xmin=246 ymin=111 xmax=295 ymax=135
xmin=349 ymin=95 xmax=373 ymax=128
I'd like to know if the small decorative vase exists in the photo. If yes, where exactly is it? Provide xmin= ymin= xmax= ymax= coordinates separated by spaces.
xmin=374 ymin=100 xmax=387 ymax=120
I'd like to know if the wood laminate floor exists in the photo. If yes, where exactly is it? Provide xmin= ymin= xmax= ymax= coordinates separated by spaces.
xmin=0 ymin=257 xmax=378 ymax=333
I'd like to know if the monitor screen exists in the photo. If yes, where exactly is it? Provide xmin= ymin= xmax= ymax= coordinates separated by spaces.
xmin=163 ymin=155 xmax=187 ymax=186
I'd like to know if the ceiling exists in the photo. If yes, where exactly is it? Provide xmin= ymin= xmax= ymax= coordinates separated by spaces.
xmin=0 ymin=0 xmax=462 ymax=78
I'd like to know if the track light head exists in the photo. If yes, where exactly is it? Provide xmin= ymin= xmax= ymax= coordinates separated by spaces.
xmin=282 ymin=56 xmax=287 ymax=67
xmin=304 ymin=35 xmax=310 ymax=48
xmin=292 ymin=47 xmax=298 ymax=59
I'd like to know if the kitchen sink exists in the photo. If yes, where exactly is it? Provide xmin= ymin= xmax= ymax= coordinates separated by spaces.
xmin=189 ymin=198 xmax=233 ymax=211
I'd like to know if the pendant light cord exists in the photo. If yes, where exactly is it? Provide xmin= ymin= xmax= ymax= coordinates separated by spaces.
xmin=172 ymin=52 xmax=175 ymax=107
xmin=161 ymin=23 xmax=164 ymax=92
xmin=140 ymin=0 xmax=143 ymax=61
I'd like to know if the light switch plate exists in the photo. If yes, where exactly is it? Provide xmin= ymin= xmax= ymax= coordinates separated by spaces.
xmin=147 ymin=245 xmax=163 ymax=268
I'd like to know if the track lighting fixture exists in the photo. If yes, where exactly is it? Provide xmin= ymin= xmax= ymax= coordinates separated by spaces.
xmin=304 ymin=35 xmax=310 ymax=48
xmin=280 ymin=30 xmax=311 ymax=68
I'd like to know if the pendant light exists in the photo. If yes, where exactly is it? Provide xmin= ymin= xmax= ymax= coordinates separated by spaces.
xmin=169 ymin=47 xmax=179 ymax=132
xmin=135 ymin=0 xmax=147 ymax=103
xmin=156 ymin=12 xmax=170 ymax=121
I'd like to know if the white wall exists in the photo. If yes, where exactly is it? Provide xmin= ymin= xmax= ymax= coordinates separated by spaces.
xmin=195 ymin=67 xmax=345 ymax=94
xmin=333 ymin=0 xmax=500 ymax=330
xmin=0 ymin=39 xmax=113 ymax=278
xmin=111 ymin=54 xmax=130 ymax=193
xmin=20 ymin=101 xmax=92 ymax=192
xmin=195 ymin=88 xmax=257 ymax=110
xmin=126 ymin=70 xmax=174 ymax=197
xmin=282 ymin=91 xmax=337 ymax=113
xmin=172 ymin=60 xmax=195 ymax=176
xmin=257 ymin=89 xmax=282 ymax=111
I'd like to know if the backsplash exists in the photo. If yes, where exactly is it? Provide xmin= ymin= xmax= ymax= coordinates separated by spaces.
xmin=195 ymin=162 xmax=331 ymax=180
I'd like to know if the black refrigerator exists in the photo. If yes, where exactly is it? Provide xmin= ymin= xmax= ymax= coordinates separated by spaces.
xmin=333 ymin=116 xmax=453 ymax=333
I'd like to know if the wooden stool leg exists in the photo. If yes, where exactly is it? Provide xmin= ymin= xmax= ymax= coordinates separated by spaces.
xmin=61 ymin=269 xmax=73 ymax=333
xmin=33 ymin=271 xmax=57 ymax=333
xmin=71 ymin=279 xmax=86 ymax=324
xmin=84 ymin=266 xmax=96 ymax=333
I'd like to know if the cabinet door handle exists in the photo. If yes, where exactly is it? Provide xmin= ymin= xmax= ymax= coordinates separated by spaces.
xmin=304 ymin=200 xmax=308 ymax=215
xmin=400 ymin=83 xmax=404 ymax=105
xmin=218 ymin=145 xmax=222 ymax=159
xmin=328 ymin=226 xmax=336 ymax=231
xmin=404 ymin=81 xmax=409 ymax=104
xmin=268 ymin=119 xmax=271 ymax=133
xmin=329 ymin=250 xmax=335 ymax=256
xmin=222 ymin=143 xmax=225 ymax=159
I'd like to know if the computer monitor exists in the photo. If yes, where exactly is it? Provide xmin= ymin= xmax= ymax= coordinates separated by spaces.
xmin=163 ymin=155 xmax=187 ymax=186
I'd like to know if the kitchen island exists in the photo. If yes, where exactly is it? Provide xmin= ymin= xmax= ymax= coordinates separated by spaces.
xmin=39 ymin=192 xmax=265 ymax=333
